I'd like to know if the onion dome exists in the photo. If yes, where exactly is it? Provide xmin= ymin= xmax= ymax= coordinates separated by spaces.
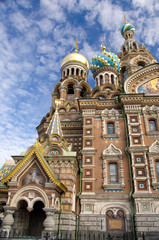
xmin=61 ymin=40 xmax=89 ymax=69
xmin=121 ymin=16 xmax=135 ymax=38
xmin=90 ymin=41 xmax=120 ymax=74
xmin=121 ymin=23 xmax=135 ymax=36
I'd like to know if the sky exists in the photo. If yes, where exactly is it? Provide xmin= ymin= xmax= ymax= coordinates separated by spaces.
xmin=0 ymin=0 xmax=159 ymax=167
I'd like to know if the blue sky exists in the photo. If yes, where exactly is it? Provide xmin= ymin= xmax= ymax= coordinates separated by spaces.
xmin=0 ymin=0 xmax=159 ymax=167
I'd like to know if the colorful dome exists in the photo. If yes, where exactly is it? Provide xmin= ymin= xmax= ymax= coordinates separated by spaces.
xmin=90 ymin=51 xmax=120 ymax=74
xmin=121 ymin=23 xmax=135 ymax=36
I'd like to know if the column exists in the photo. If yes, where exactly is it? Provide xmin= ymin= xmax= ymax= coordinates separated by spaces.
xmin=59 ymin=86 xmax=67 ymax=102
xmin=43 ymin=208 xmax=56 ymax=231
xmin=2 ymin=206 xmax=16 ymax=237
xmin=74 ymin=85 xmax=82 ymax=99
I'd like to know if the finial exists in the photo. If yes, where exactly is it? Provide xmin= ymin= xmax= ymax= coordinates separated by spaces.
xmin=124 ymin=15 xmax=127 ymax=24
xmin=75 ymin=39 xmax=78 ymax=53
xmin=55 ymin=99 xmax=61 ymax=111
xmin=102 ymin=35 xmax=106 ymax=52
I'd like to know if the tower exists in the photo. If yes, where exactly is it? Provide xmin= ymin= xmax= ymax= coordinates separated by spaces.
xmin=90 ymin=37 xmax=122 ymax=99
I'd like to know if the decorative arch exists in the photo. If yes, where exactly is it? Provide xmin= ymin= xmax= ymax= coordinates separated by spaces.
xmin=79 ymin=80 xmax=92 ymax=92
xmin=52 ymin=82 xmax=61 ymax=94
xmin=130 ymin=55 xmax=151 ymax=66
xmin=10 ymin=186 xmax=49 ymax=208
xmin=62 ymin=78 xmax=78 ymax=87
xmin=91 ymin=86 xmax=100 ymax=97
xmin=102 ymin=143 xmax=125 ymax=191
xmin=100 ymin=203 xmax=130 ymax=215
xmin=101 ymin=83 xmax=115 ymax=91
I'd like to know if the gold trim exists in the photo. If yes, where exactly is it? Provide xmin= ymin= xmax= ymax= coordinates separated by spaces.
xmin=1 ymin=147 xmax=66 ymax=192
xmin=0 ymin=189 xmax=8 ymax=192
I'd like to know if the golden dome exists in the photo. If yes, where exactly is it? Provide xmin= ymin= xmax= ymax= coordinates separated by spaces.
xmin=61 ymin=52 xmax=89 ymax=69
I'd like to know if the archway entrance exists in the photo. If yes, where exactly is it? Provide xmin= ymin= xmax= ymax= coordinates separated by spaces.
xmin=13 ymin=200 xmax=30 ymax=236
xmin=28 ymin=201 xmax=45 ymax=236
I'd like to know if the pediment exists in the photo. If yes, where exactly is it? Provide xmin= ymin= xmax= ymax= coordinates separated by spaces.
xmin=1 ymin=144 xmax=66 ymax=192
xmin=149 ymin=140 xmax=159 ymax=153
xmin=103 ymin=143 xmax=122 ymax=156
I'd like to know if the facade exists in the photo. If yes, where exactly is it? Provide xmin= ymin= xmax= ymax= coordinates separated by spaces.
xmin=0 ymin=20 xmax=159 ymax=240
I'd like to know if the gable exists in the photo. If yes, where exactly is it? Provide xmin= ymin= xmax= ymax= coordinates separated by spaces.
xmin=1 ymin=145 xmax=66 ymax=192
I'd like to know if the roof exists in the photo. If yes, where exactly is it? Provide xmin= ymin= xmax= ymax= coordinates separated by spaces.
xmin=1 ymin=143 xmax=67 ymax=193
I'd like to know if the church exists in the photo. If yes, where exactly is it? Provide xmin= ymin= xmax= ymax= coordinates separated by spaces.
xmin=0 ymin=19 xmax=159 ymax=240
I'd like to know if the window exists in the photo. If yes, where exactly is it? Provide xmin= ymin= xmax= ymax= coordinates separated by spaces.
xmin=123 ymin=68 xmax=128 ymax=81
xmin=149 ymin=120 xmax=157 ymax=131
xmin=109 ymin=163 xmax=118 ymax=183
xmin=156 ymin=161 xmax=159 ymax=181
xmin=111 ymin=75 xmax=114 ymax=84
xmin=107 ymin=123 xmax=115 ymax=134
xmin=100 ymin=75 xmax=103 ymax=85
xmin=138 ymin=62 xmax=145 ymax=69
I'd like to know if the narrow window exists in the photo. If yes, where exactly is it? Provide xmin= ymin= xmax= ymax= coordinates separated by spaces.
xmin=71 ymin=68 xmax=74 ymax=75
xmin=123 ymin=69 xmax=128 ymax=81
xmin=156 ymin=161 xmax=159 ymax=181
xmin=100 ymin=75 xmax=103 ymax=85
xmin=107 ymin=123 xmax=115 ymax=134
xmin=76 ymin=68 xmax=79 ymax=76
xmin=149 ymin=120 xmax=157 ymax=131
xmin=109 ymin=163 xmax=118 ymax=183
xmin=111 ymin=75 xmax=114 ymax=84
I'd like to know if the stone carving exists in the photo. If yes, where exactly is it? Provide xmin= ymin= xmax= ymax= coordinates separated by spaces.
xmin=102 ymin=144 xmax=124 ymax=190
xmin=101 ymin=108 xmax=120 ymax=138
xmin=149 ymin=140 xmax=159 ymax=153
xmin=102 ymin=143 xmax=122 ymax=157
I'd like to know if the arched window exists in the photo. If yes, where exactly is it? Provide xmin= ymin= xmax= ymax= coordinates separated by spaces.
xmin=149 ymin=120 xmax=157 ymax=131
xmin=95 ymin=78 xmax=98 ymax=87
xmin=67 ymin=68 xmax=69 ymax=76
xmin=67 ymin=84 xmax=74 ymax=100
xmin=105 ymin=73 xmax=109 ymax=83
xmin=76 ymin=68 xmax=79 ymax=76
xmin=81 ymin=70 xmax=83 ymax=77
xmin=80 ymin=86 xmax=87 ymax=97
xmin=109 ymin=163 xmax=118 ymax=183
xmin=71 ymin=68 xmax=74 ymax=75
xmin=156 ymin=161 xmax=159 ymax=181
xmin=107 ymin=122 xmax=115 ymax=134
xmin=123 ymin=68 xmax=128 ymax=81
xmin=111 ymin=75 xmax=114 ymax=84
xmin=138 ymin=62 xmax=145 ymax=70
xmin=133 ymin=42 xmax=137 ymax=49
xmin=100 ymin=75 xmax=103 ymax=85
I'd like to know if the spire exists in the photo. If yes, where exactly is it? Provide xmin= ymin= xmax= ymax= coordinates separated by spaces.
xmin=124 ymin=15 xmax=127 ymax=24
xmin=46 ymin=99 xmax=63 ymax=136
xmin=102 ymin=35 xmax=106 ymax=52
xmin=74 ymin=39 xmax=78 ymax=53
